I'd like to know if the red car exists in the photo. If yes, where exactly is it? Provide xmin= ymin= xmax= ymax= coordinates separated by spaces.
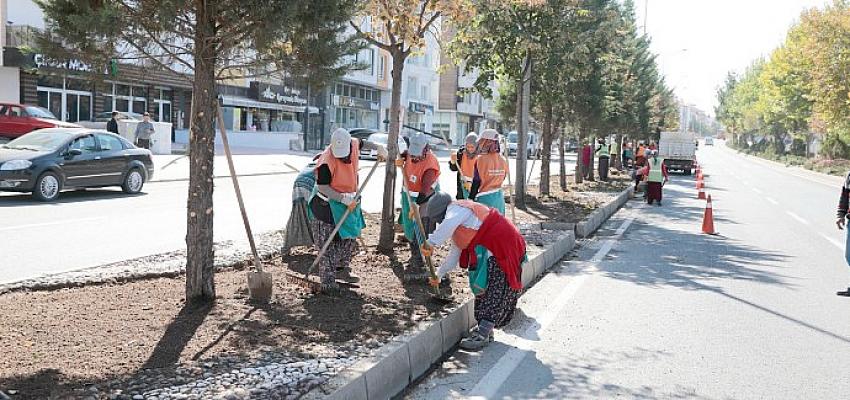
xmin=0 ymin=103 xmax=82 ymax=140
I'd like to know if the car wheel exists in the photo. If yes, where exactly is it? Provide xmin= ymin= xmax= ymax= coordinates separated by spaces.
xmin=33 ymin=172 xmax=62 ymax=202
xmin=122 ymin=168 xmax=145 ymax=194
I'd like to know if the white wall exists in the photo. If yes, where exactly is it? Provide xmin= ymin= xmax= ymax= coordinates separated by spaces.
xmin=0 ymin=67 xmax=20 ymax=103
xmin=1 ymin=0 xmax=6 ymax=66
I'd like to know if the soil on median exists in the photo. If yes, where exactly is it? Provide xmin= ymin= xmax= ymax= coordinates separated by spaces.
xmin=0 ymin=174 xmax=628 ymax=399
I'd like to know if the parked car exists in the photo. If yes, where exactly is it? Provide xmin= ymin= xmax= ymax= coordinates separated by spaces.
xmin=506 ymin=131 xmax=540 ymax=158
xmin=347 ymin=128 xmax=379 ymax=141
xmin=360 ymin=132 xmax=407 ymax=160
xmin=0 ymin=128 xmax=154 ymax=201
xmin=93 ymin=111 xmax=143 ymax=123
xmin=0 ymin=103 xmax=82 ymax=140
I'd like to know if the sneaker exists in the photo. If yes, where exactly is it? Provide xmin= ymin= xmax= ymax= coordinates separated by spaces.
xmin=337 ymin=269 xmax=361 ymax=284
xmin=459 ymin=331 xmax=494 ymax=351
xmin=837 ymin=288 xmax=850 ymax=297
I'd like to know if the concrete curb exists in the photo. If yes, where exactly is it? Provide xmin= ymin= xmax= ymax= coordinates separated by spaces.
xmin=304 ymin=188 xmax=630 ymax=400
xmin=575 ymin=186 xmax=634 ymax=238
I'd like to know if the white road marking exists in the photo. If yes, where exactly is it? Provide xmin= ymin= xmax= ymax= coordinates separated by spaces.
xmin=820 ymin=233 xmax=844 ymax=251
xmin=467 ymin=216 xmax=636 ymax=399
xmin=766 ymin=197 xmax=779 ymax=205
xmin=0 ymin=217 xmax=107 ymax=232
xmin=785 ymin=211 xmax=810 ymax=226
xmin=752 ymin=188 xmax=763 ymax=194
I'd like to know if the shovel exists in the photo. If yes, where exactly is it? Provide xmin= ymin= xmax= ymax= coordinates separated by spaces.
xmin=398 ymin=163 xmax=451 ymax=302
xmin=216 ymin=105 xmax=272 ymax=303
xmin=286 ymin=160 xmax=382 ymax=292
xmin=501 ymin=137 xmax=517 ymax=223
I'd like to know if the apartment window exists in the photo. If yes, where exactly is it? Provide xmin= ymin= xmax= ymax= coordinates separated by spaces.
xmin=105 ymin=82 xmax=147 ymax=114
xmin=420 ymin=85 xmax=428 ymax=101
xmin=407 ymin=77 xmax=418 ymax=99
xmin=378 ymin=55 xmax=386 ymax=79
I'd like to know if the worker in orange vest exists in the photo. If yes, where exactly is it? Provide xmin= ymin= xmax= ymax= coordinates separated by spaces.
xmin=420 ymin=192 xmax=526 ymax=351
xmin=310 ymin=128 xmax=387 ymax=292
xmin=469 ymin=129 xmax=509 ymax=214
xmin=449 ymin=132 xmax=478 ymax=200
xmin=397 ymin=132 xmax=442 ymax=281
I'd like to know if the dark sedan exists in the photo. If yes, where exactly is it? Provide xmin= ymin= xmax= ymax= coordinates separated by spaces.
xmin=0 ymin=128 xmax=154 ymax=201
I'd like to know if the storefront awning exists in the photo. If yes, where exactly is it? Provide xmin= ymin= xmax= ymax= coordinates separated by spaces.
xmin=221 ymin=95 xmax=318 ymax=114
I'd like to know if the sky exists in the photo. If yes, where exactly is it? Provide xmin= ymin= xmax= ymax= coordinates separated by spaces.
xmin=633 ymin=0 xmax=830 ymax=116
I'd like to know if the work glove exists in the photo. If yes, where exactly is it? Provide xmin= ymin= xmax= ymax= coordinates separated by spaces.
xmin=394 ymin=158 xmax=404 ymax=167
xmin=420 ymin=241 xmax=433 ymax=257
xmin=450 ymin=152 xmax=458 ymax=164
xmin=376 ymin=144 xmax=388 ymax=161
xmin=340 ymin=193 xmax=358 ymax=210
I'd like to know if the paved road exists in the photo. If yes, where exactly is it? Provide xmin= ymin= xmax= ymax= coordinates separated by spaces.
xmin=407 ymin=142 xmax=850 ymax=399
xmin=0 ymin=151 xmax=575 ymax=284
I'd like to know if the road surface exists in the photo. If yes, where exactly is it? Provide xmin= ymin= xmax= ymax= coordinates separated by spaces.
xmin=407 ymin=143 xmax=850 ymax=399
xmin=0 ymin=151 xmax=575 ymax=284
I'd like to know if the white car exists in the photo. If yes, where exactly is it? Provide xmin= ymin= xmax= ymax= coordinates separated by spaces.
xmin=360 ymin=133 xmax=407 ymax=159
xmin=705 ymin=137 xmax=714 ymax=146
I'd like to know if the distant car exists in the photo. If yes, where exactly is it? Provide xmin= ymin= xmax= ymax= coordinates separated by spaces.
xmin=0 ymin=103 xmax=82 ymax=140
xmin=93 ymin=111 xmax=143 ymax=123
xmin=0 ymin=128 xmax=154 ymax=201
xmin=360 ymin=132 xmax=407 ymax=160
xmin=507 ymin=131 xmax=540 ymax=158
xmin=705 ymin=137 xmax=714 ymax=146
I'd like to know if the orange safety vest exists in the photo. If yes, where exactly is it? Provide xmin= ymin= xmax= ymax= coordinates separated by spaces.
xmin=316 ymin=138 xmax=359 ymax=193
xmin=403 ymin=152 xmax=441 ymax=196
xmin=459 ymin=152 xmax=477 ymax=184
xmin=475 ymin=152 xmax=509 ymax=193
xmin=637 ymin=145 xmax=646 ymax=158
xmin=451 ymin=200 xmax=491 ymax=250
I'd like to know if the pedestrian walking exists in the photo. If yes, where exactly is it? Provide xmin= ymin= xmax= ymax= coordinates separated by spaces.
xmin=309 ymin=128 xmax=387 ymax=292
xmin=641 ymin=150 xmax=669 ymax=205
xmin=397 ymin=132 xmax=441 ymax=281
xmin=106 ymin=111 xmax=119 ymax=134
xmin=449 ymin=132 xmax=478 ymax=200
xmin=282 ymin=155 xmax=320 ymax=254
xmin=596 ymin=138 xmax=610 ymax=182
xmin=469 ymin=129 xmax=509 ymax=215
xmin=134 ymin=112 xmax=155 ymax=149
xmin=835 ymin=172 xmax=850 ymax=296
xmin=635 ymin=142 xmax=647 ymax=167
xmin=420 ymin=192 xmax=526 ymax=351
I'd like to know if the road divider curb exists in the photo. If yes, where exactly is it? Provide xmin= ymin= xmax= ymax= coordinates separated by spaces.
xmin=304 ymin=186 xmax=633 ymax=400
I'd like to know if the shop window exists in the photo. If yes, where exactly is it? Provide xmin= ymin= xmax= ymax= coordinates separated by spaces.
xmin=66 ymin=78 xmax=89 ymax=92
xmin=37 ymin=75 xmax=63 ymax=89
xmin=116 ymin=99 xmax=130 ymax=112
xmin=116 ymin=84 xmax=130 ymax=96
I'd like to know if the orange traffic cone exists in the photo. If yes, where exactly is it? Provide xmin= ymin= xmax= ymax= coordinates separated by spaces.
xmin=702 ymin=195 xmax=717 ymax=235
xmin=696 ymin=178 xmax=704 ymax=189
xmin=698 ymin=186 xmax=706 ymax=199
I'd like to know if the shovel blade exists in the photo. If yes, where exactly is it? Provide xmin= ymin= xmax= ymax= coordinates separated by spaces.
xmin=247 ymin=271 xmax=274 ymax=303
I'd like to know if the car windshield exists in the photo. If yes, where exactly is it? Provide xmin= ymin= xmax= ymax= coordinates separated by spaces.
xmin=4 ymin=131 xmax=71 ymax=151
xmin=507 ymin=132 xmax=518 ymax=143
xmin=25 ymin=106 xmax=57 ymax=120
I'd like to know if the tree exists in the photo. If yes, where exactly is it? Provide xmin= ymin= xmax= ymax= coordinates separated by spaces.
xmin=349 ymin=0 xmax=474 ymax=252
xmin=38 ymin=0 xmax=360 ymax=302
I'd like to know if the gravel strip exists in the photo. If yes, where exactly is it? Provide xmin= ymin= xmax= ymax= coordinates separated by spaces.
xmin=0 ymin=230 xmax=285 ymax=295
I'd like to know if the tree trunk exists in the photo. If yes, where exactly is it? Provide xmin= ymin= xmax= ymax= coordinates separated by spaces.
xmin=613 ymin=134 xmax=623 ymax=170
xmin=185 ymin=1 xmax=217 ymax=303
xmin=559 ymin=123 xmax=567 ymax=191
xmin=515 ymin=54 xmax=531 ymax=208
xmin=377 ymin=50 xmax=405 ymax=253
xmin=540 ymin=104 xmax=553 ymax=196
xmin=587 ymin=130 xmax=595 ymax=182
xmin=574 ymin=126 xmax=584 ymax=184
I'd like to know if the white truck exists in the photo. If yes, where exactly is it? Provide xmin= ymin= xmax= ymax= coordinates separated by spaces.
xmin=659 ymin=131 xmax=696 ymax=175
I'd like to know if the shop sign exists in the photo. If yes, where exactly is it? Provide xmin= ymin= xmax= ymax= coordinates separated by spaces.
xmin=409 ymin=101 xmax=434 ymax=114
xmin=249 ymin=82 xmax=308 ymax=106
xmin=34 ymin=53 xmax=91 ymax=72
xmin=334 ymin=95 xmax=379 ymax=111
